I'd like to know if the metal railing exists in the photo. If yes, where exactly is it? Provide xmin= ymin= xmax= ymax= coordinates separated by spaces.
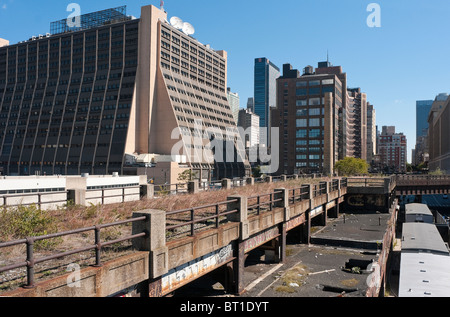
xmin=0 ymin=216 xmax=148 ymax=289
xmin=247 ymin=191 xmax=283 ymax=216
xmin=165 ymin=199 xmax=239 ymax=240
xmin=289 ymin=185 xmax=310 ymax=205
xmin=0 ymin=191 xmax=68 ymax=209
xmin=154 ymin=183 xmax=188 ymax=196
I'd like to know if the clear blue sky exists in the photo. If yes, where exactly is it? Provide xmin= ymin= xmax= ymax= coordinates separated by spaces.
xmin=1 ymin=0 xmax=450 ymax=162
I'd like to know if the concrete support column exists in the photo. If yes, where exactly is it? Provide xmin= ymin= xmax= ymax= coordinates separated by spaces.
xmin=227 ymin=195 xmax=248 ymax=295
xmin=281 ymin=175 xmax=287 ymax=182
xmin=188 ymin=180 xmax=199 ymax=194
xmin=265 ymin=176 xmax=272 ymax=183
xmin=132 ymin=210 xmax=168 ymax=280
xmin=226 ymin=195 xmax=248 ymax=240
xmin=275 ymin=188 xmax=290 ymax=263
xmin=246 ymin=177 xmax=254 ymax=186
xmin=140 ymin=184 xmax=154 ymax=200
xmin=222 ymin=178 xmax=232 ymax=190
xmin=68 ymin=189 xmax=86 ymax=206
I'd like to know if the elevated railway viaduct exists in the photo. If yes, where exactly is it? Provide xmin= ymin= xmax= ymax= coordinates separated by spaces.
xmin=1 ymin=175 xmax=449 ymax=298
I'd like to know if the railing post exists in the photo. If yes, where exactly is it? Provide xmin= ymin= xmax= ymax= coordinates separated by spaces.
xmin=222 ymin=179 xmax=232 ymax=190
xmin=140 ymin=184 xmax=154 ymax=200
xmin=246 ymin=177 xmax=254 ymax=186
xmin=132 ymin=210 xmax=168 ymax=279
xmin=94 ymin=225 xmax=102 ymax=267
xmin=227 ymin=195 xmax=248 ymax=295
xmin=188 ymin=180 xmax=199 ymax=194
xmin=24 ymin=237 xmax=35 ymax=289
xmin=275 ymin=188 xmax=290 ymax=263
xmin=226 ymin=195 xmax=248 ymax=241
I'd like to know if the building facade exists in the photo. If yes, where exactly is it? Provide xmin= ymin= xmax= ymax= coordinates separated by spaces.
xmin=271 ymin=63 xmax=342 ymax=175
xmin=428 ymin=95 xmax=450 ymax=174
xmin=347 ymin=88 xmax=368 ymax=161
xmin=227 ymin=87 xmax=240 ymax=125
xmin=378 ymin=126 xmax=407 ymax=173
xmin=0 ymin=5 xmax=249 ymax=179
xmin=367 ymin=102 xmax=377 ymax=164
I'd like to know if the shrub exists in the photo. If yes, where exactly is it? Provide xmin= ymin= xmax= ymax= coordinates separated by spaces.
xmin=0 ymin=204 xmax=61 ymax=250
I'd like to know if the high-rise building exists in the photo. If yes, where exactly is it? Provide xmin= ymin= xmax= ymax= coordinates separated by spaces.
xmin=254 ymin=57 xmax=280 ymax=129
xmin=347 ymin=88 xmax=368 ymax=161
xmin=367 ymin=102 xmax=377 ymax=164
xmin=247 ymin=97 xmax=254 ymax=113
xmin=416 ymin=100 xmax=434 ymax=139
xmin=378 ymin=126 xmax=407 ymax=173
xmin=0 ymin=5 xmax=249 ymax=179
xmin=271 ymin=63 xmax=343 ymax=175
xmin=237 ymin=109 xmax=260 ymax=164
xmin=428 ymin=94 xmax=450 ymax=174
xmin=227 ymin=87 xmax=240 ymax=125
xmin=315 ymin=61 xmax=349 ymax=160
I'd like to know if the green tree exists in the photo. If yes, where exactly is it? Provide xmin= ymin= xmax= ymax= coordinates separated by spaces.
xmin=334 ymin=157 xmax=369 ymax=176
xmin=177 ymin=169 xmax=198 ymax=182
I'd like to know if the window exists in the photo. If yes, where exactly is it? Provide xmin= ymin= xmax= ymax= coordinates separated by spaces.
xmin=296 ymin=88 xmax=307 ymax=96
xmin=322 ymin=86 xmax=335 ymax=93
xmin=296 ymin=155 xmax=307 ymax=160
xmin=309 ymin=155 xmax=320 ymax=160
xmin=296 ymin=100 xmax=307 ymax=106
xmin=296 ymin=119 xmax=307 ymax=127
xmin=296 ymin=81 xmax=307 ymax=87
xmin=309 ymin=129 xmax=322 ymax=138
xmin=297 ymin=109 xmax=307 ymax=116
xmin=309 ymin=118 xmax=321 ymax=127
xmin=296 ymin=140 xmax=307 ymax=146
xmin=309 ymin=80 xmax=320 ymax=86
xmin=309 ymin=98 xmax=321 ymax=106
xmin=309 ymin=108 xmax=321 ymax=116
xmin=309 ymin=87 xmax=320 ymax=95
xmin=296 ymin=129 xmax=307 ymax=138
xmin=322 ymin=79 xmax=334 ymax=85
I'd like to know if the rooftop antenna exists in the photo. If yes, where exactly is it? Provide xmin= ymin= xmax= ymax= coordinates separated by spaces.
xmin=182 ymin=22 xmax=195 ymax=36
xmin=327 ymin=50 xmax=329 ymax=63
xmin=170 ymin=16 xmax=184 ymax=29
xmin=160 ymin=0 xmax=165 ymax=11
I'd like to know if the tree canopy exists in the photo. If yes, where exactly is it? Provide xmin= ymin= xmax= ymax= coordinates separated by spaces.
xmin=334 ymin=157 xmax=369 ymax=176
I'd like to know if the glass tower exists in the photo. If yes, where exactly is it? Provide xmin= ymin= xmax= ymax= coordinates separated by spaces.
xmin=416 ymin=100 xmax=433 ymax=138
xmin=254 ymin=58 xmax=279 ymax=129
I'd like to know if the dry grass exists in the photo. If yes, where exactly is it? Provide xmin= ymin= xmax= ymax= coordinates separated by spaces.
xmin=275 ymin=264 xmax=310 ymax=293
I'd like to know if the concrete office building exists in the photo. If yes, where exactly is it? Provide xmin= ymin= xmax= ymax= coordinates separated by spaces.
xmin=378 ymin=126 xmax=407 ymax=173
xmin=271 ymin=63 xmax=342 ymax=175
xmin=428 ymin=94 xmax=450 ymax=174
xmin=0 ymin=5 xmax=249 ymax=180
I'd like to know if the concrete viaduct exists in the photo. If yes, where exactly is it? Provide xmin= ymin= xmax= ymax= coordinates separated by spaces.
xmin=2 ymin=175 xmax=449 ymax=298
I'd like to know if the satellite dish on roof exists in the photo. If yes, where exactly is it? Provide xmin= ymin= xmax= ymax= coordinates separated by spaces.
xmin=170 ymin=16 xmax=184 ymax=29
xmin=182 ymin=22 xmax=195 ymax=36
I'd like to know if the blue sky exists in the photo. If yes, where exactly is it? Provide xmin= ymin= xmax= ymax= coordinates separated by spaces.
xmin=1 ymin=0 xmax=450 ymax=162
